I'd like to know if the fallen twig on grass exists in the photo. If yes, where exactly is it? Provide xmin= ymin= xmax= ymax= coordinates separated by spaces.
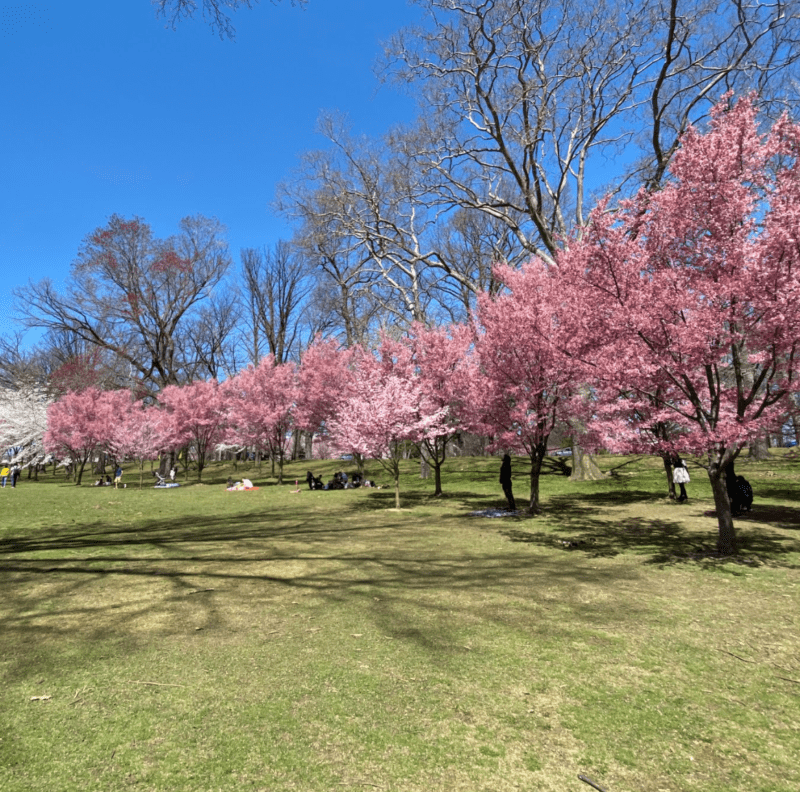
xmin=717 ymin=648 xmax=757 ymax=664
xmin=129 ymin=680 xmax=186 ymax=688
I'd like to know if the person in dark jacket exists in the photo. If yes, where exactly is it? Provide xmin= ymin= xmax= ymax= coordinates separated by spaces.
xmin=724 ymin=459 xmax=753 ymax=515
xmin=499 ymin=454 xmax=516 ymax=511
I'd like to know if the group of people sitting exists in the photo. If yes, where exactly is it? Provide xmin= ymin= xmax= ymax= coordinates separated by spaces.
xmin=306 ymin=470 xmax=374 ymax=490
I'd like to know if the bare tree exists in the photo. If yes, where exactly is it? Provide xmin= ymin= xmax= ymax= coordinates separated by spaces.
xmin=381 ymin=0 xmax=800 ymax=261
xmin=432 ymin=207 xmax=519 ymax=318
xmin=278 ymin=159 xmax=404 ymax=346
xmin=279 ymin=120 xmax=453 ymax=329
xmin=16 ymin=214 xmax=232 ymax=395
xmin=179 ymin=289 xmax=241 ymax=380
xmin=240 ymin=241 xmax=314 ymax=364
xmin=152 ymin=0 xmax=307 ymax=39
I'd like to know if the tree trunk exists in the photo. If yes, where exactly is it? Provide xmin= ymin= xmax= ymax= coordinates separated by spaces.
xmin=662 ymin=455 xmax=676 ymax=499
xmin=420 ymin=456 xmax=430 ymax=479
xmin=569 ymin=442 xmax=607 ymax=481
xmin=432 ymin=461 xmax=443 ymax=496
xmin=394 ymin=471 xmax=401 ymax=509
xmin=75 ymin=458 xmax=87 ymax=486
xmin=304 ymin=432 xmax=314 ymax=460
xmin=748 ymin=434 xmax=771 ymax=460
xmin=276 ymin=445 xmax=285 ymax=484
xmin=528 ymin=444 xmax=547 ymax=513
xmin=708 ymin=465 xmax=738 ymax=554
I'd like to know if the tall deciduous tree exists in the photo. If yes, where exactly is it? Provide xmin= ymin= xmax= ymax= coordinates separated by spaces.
xmin=560 ymin=97 xmax=800 ymax=553
xmin=384 ymin=0 xmax=800 ymax=261
xmin=153 ymin=0 xmax=307 ymax=39
xmin=16 ymin=215 xmax=231 ymax=396
xmin=240 ymin=242 xmax=313 ymax=365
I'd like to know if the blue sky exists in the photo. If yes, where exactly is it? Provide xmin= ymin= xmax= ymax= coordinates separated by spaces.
xmin=0 ymin=0 xmax=420 ymax=339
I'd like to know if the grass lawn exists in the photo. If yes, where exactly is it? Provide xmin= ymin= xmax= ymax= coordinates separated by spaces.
xmin=1 ymin=452 xmax=799 ymax=792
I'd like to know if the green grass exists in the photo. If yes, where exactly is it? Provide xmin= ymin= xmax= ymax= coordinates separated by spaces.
xmin=1 ymin=452 xmax=799 ymax=791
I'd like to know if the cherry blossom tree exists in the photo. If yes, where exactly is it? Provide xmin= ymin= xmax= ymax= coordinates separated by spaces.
xmin=223 ymin=357 xmax=296 ymax=483
xmin=583 ymin=386 xmax=690 ymax=500
xmin=407 ymin=322 xmax=474 ymax=496
xmin=43 ymin=388 xmax=117 ymax=485
xmin=294 ymin=337 xmax=354 ymax=459
xmin=159 ymin=379 xmax=227 ymax=481
xmin=109 ymin=399 xmax=167 ymax=488
xmin=329 ymin=344 xmax=449 ymax=508
xmin=559 ymin=97 xmax=800 ymax=553
xmin=471 ymin=260 xmax=584 ymax=513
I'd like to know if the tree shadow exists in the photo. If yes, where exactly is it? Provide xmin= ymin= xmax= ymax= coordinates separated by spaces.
xmin=0 ymin=505 xmax=650 ymax=688
xmin=496 ymin=494 xmax=800 ymax=569
xmin=746 ymin=485 xmax=800 ymax=505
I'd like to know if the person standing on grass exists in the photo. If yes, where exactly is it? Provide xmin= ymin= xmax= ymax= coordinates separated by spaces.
xmin=673 ymin=457 xmax=690 ymax=502
xmin=114 ymin=464 xmax=123 ymax=489
xmin=500 ymin=454 xmax=516 ymax=511
xmin=10 ymin=464 xmax=20 ymax=488
xmin=0 ymin=464 xmax=9 ymax=488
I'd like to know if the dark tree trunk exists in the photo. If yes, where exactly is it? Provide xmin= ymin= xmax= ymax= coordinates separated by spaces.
xmin=662 ymin=455 xmax=677 ymax=499
xmin=75 ymin=457 xmax=88 ymax=486
xmin=528 ymin=443 xmax=548 ymax=513
xmin=433 ymin=461 xmax=442 ymax=495
xmin=708 ymin=458 xmax=738 ymax=554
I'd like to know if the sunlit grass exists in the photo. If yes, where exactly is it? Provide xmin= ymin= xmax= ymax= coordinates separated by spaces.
xmin=1 ymin=451 xmax=798 ymax=791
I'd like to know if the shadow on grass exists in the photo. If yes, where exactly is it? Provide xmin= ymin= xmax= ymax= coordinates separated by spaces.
xmin=497 ymin=492 xmax=800 ymax=569
xmin=0 ymin=498 xmax=649 ymax=682
xmin=745 ymin=485 xmax=800 ymax=505
xmin=345 ymin=489 xmax=504 ymax=514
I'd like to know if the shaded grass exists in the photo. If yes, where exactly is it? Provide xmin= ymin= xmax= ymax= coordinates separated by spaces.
xmin=1 ymin=452 xmax=799 ymax=791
